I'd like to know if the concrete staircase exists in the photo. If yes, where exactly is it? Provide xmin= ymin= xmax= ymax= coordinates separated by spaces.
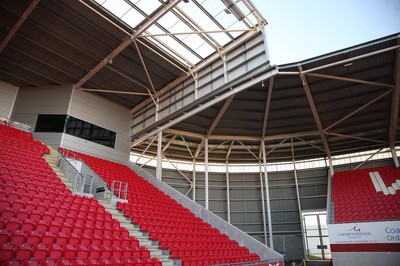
xmin=44 ymin=146 xmax=174 ymax=266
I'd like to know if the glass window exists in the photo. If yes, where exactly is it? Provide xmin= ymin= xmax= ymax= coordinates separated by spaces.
xmin=65 ymin=116 xmax=116 ymax=148
xmin=35 ymin=114 xmax=67 ymax=133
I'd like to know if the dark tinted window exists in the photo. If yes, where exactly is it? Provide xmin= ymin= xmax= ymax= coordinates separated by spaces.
xmin=35 ymin=114 xmax=67 ymax=132
xmin=65 ymin=116 xmax=116 ymax=148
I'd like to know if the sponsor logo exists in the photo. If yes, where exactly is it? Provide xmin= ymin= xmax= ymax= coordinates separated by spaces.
xmin=348 ymin=224 xmax=361 ymax=233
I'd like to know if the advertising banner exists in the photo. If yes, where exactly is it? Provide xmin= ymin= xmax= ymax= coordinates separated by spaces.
xmin=328 ymin=221 xmax=400 ymax=252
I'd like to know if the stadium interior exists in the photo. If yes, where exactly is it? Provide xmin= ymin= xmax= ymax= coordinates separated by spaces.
xmin=0 ymin=0 xmax=399 ymax=265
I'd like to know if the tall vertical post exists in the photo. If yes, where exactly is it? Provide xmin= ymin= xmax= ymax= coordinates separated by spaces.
xmin=192 ymin=159 xmax=196 ymax=201
xmin=291 ymin=138 xmax=307 ymax=260
xmin=391 ymin=147 xmax=399 ymax=168
xmin=156 ymin=131 xmax=162 ymax=180
xmin=259 ymin=161 xmax=268 ymax=245
xmin=205 ymin=138 xmax=209 ymax=210
xmin=226 ymin=161 xmax=231 ymax=223
xmin=261 ymin=140 xmax=273 ymax=249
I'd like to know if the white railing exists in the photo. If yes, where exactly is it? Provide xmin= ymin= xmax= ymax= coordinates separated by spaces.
xmin=111 ymin=180 xmax=128 ymax=200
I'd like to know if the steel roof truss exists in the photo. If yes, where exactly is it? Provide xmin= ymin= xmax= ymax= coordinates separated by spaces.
xmin=179 ymin=135 xmax=194 ymax=158
xmin=295 ymin=137 xmax=326 ymax=153
xmin=265 ymin=138 xmax=288 ymax=157
xmin=299 ymin=66 xmax=332 ymax=159
xmin=207 ymin=95 xmax=235 ymax=137
xmin=74 ymin=0 xmax=182 ymax=90
xmin=324 ymin=88 xmax=393 ymax=131
xmin=134 ymin=134 xmax=158 ymax=164
xmin=306 ymin=73 xmax=393 ymax=88
xmin=326 ymin=132 xmax=387 ymax=144
xmin=261 ymin=76 xmax=274 ymax=138
xmin=237 ymin=140 xmax=259 ymax=160
xmin=133 ymin=40 xmax=157 ymax=104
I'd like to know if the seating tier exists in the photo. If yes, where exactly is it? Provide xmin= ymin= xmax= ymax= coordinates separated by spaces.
xmin=60 ymin=148 xmax=260 ymax=265
xmin=332 ymin=166 xmax=400 ymax=223
xmin=0 ymin=125 xmax=159 ymax=265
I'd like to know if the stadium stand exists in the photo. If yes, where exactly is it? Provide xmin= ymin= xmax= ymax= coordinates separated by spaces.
xmin=0 ymin=124 xmax=162 ymax=265
xmin=332 ymin=166 xmax=400 ymax=223
xmin=59 ymin=148 xmax=261 ymax=266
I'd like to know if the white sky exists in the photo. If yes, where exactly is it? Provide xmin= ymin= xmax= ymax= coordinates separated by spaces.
xmin=252 ymin=0 xmax=400 ymax=65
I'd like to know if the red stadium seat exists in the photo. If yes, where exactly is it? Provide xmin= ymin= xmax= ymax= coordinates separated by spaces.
xmin=15 ymin=243 xmax=32 ymax=262
xmin=49 ymin=244 xmax=63 ymax=260
xmin=0 ymin=243 xmax=14 ymax=262
xmin=33 ymin=243 xmax=48 ymax=260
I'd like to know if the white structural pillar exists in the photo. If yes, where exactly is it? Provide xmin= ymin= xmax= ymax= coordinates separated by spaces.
xmin=156 ymin=131 xmax=162 ymax=180
xmin=205 ymin=138 xmax=209 ymax=210
xmin=261 ymin=140 xmax=274 ymax=249
xmin=192 ymin=159 xmax=196 ymax=201
xmin=226 ymin=161 xmax=231 ymax=224
xmin=291 ymin=138 xmax=307 ymax=260
xmin=391 ymin=147 xmax=399 ymax=168
xmin=259 ymin=161 xmax=268 ymax=246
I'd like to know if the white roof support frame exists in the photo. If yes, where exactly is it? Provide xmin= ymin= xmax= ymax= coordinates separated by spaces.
xmin=74 ymin=0 xmax=182 ymax=90
xmin=131 ymin=68 xmax=278 ymax=147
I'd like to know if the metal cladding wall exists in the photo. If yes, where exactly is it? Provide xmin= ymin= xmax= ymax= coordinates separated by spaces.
xmin=10 ymin=84 xmax=131 ymax=164
xmin=0 ymin=80 xmax=18 ymax=120
xmin=63 ymin=89 xmax=131 ymax=164
xmin=141 ymin=158 xmax=395 ymax=260
xmin=131 ymin=31 xmax=270 ymax=140
xmin=11 ymin=84 xmax=72 ymax=147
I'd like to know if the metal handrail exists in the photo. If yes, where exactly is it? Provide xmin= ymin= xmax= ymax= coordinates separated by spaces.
xmin=111 ymin=180 xmax=128 ymax=200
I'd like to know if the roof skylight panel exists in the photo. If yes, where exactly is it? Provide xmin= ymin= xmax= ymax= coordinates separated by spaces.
xmin=135 ymin=0 xmax=161 ymax=15
xmin=157 ymin=12 xmax=181 ymax=31
xmin=147 ymin=25 xmax=200 ymax=65
xmin=102 ymin=0 xmax=131 ymax=17
xmin=120 ymin=8 xmax=145 ymax=28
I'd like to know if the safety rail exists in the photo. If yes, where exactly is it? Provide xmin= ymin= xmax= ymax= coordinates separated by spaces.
xmin=59 ymin=148 xmax=83 ymax=162
xmin=214 ymin=260 xmax=284 ymax=266
xmin=58 ymin=151 xmax=95 ymax=195
xmin=111 ymin=180 xmax=128 ymax=200
xmin=0 ymin=116 xmax=31 ymax=132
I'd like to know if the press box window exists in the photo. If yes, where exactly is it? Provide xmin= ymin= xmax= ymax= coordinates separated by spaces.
xmin=65 ymin=116 xmax=116 ymax=148
xmin=35 ymin=114 xmax=67 ymax=132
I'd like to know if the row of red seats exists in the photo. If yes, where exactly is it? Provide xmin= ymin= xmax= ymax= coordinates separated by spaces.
xmin=332 ymin=166 xmax=400 ymax=223
xmin=0 ymin=125 xmax=155 ymax=264
xmin=60 ymin=148 xmax=261 ymax=264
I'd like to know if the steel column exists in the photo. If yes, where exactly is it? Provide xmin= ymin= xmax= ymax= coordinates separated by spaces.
xmin=205 ymin=138 xmax=209 ymax=210
xmin=192 ymin=159 xmax=196 ymax=201
xmin=259 ymin=161 xmax=268 ymax=245
xmin=156 ymin=131 xmax=163 ymax=180
xmin=291 ymin=138 xmax=307 ymax=260
xmin=226 ymin=161 xmax=231 ymax=224
xmin=261 ymin=140 xmax=273 ymax=249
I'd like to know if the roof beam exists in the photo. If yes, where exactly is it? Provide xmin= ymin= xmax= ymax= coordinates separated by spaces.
xmin=299 ymin=65 xmax=332 ymax=159
xmin=302 ymin=44 xmax=400 ymax=74
xmin=79 ymin=88 xmax=150 ymax=96
xmin=207 ymin=95 xmax=235 ymax=137
xmin=324 ymin=88 xmax=393 ymax=131
xmin=0 ymin=0 xmax=40 ymax=54
xmin=261 ymin=77 xmax=274 ymax=138
xmin=389 ymin=47 xmax=400 ymax=149
xmin=306 ymin=73 xmax=394 ymax=88
xmin=74 ymin=0 xmax=182 ymax=90
xmin=326 ymin=132 xmax=388 ymax=144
